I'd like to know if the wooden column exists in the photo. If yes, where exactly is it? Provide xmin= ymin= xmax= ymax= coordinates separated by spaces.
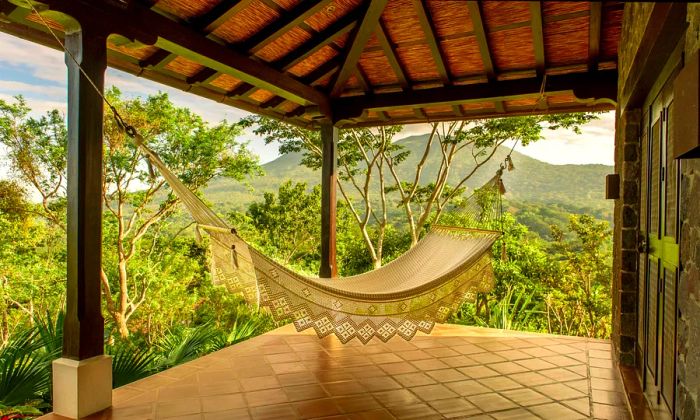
xmin=63 ymin=26 xmax=107 ymax=360
xmin=319 ymin=123 xmax=338 ymax=278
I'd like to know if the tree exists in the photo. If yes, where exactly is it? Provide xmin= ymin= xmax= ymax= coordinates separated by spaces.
xmin=244 ymin=113 xmax=597 ymax=268
xmin=0 ymin=92 xmax=259 ymax=337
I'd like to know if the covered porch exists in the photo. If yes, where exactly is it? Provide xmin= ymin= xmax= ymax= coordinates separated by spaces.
xmin=42 ymin=324 xmax=633 ymax=420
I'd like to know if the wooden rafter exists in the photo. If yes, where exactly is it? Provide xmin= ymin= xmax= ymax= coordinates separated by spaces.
xmin=375 ymin=20 xmax=409 ymax=90
xmin=332 ymin=70 xmax=618 ymax=122
xmin=272 ymin=10 xmax=360 ymax=71
xmin=192 ymin=0 xmax=254 ymax=34
xmin=588 ymin=1 xmax=602 ymax=71
xmin=241 ymin=0 xmax=334 ymax=54
xmin=412 ymin=0 xmax=449 ymax=85
xmin=530 ymin=1 xmax=545 ymax=76
xmin=466 ymin=1 xmax=504 ymax=113
xmin=330 ymin=0 xmax=389 ymax=97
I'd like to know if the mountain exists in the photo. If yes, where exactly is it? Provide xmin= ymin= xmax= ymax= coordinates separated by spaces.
xmin=203 ymin=134 xmax=613 ymax=224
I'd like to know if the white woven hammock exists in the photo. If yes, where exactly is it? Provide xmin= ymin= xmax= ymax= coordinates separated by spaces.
xmin=136 ymin=136 xmax=501 ymax=343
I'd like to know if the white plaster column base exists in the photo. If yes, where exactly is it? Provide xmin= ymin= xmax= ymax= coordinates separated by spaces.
xmin=52 ymin=355 xmax=112 ymax=419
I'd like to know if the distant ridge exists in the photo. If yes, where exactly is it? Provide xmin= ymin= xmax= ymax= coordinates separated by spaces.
xmin=204 ymin=134 xmax=613 ymax=219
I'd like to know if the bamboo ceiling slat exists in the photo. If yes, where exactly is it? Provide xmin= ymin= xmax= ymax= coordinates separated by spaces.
xmin=345 ymin=74 xmax=360 ymax=90
xmin=382 ymin=0 xmax=425 ymax=44
xmin=441 ymin=37 xmax=484 ymax=77
xmin=333 ymin=31 xmax=351 ymax=48
xmin=424 ymin=104 xmax=455 ymax=116
xmin=249 ymin=89 xmax=276 ymax=103
xmin=358 ymin=50 xmax=400 ymax=86
xmin=212 ymin=1 xmax=279 ymax=43
xmin=488 ymin=26 xmax=536 ymax=72
xmin=425 ymin=0 xmax=473 ymax=38
xmin=305 ymin=0 xmax=362 ymax=32
xmin=274 ymin=0 xmax=303 ymax=10
xmin=210 ymin=74 xmax=243 ymax=91
xmin=461 ymin=102 xmax=496 ymax=111
xmin=544 ymin=16 xmax=589 ymax=67
xmin=546 ymin=63 xmax=588 ymax=76
xmin=277 ymin=100 xmax=300 ymax=113
xmin=256 ymin=27 xmax=312 ymax=62
xmin=481 ymin=1 xmax=530 ymax=31
xmin=164 ymin=56 xmax=206 ymax=77
xmin=288 ymin=45 xmax=338 ymax=78
xmin=365 ymin=32 xmax=380 ymax=49
xmin=387 ymin=109 xmax=415 ymax=118
xmin=25 ymin=12 xmax=62 ymax=31
xmin=547 ymin=92 xmax=577 ymax=105
xmin=395 ymin=44 xmax=440 ymax=82
xmin=107 ymin=42 xmax=159 ymax=61
xmin=601 ymin=7 xmax=623 ymax=59
xmin=542 ymin=2 xmax=589 ymax=18
xmin=154 ymin=0 xmax=219 ymax=20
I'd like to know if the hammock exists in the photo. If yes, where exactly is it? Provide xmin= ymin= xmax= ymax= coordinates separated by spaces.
xmin=135 ymin=136 xmax=503 ymax=343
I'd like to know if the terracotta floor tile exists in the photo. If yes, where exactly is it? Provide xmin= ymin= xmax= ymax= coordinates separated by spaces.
xmin=244 ymin=388 xmax=288 ymax=407
xmin=392 ymin=372 xmax=437 ymax=387
xmin=534 ymin=383 xmax=586 ymax=401
xmin=528 ymin=402 xmax=587 ymax=418
xmin=240 ymin=375 xmax=280 ymax=392
xmin=235 ymin=365 xmax=276 ymax=379
xmin=541 ymin=355 xmax=581 ymax=367
xmin=110 ymin=403 xmax=156 ymax=419
xmin=477 ymin=376 xmax=522 ymax=392
xmin=387 ymin=403 xmax=441 ymax=419
xmin=540 ymin=367 xmax=585 ymax=382
xmin=507 ymin=371 xmax=555 ymax=386
xmin=271 ymin=361 xmax=307 ymax=375
xmin=589 ymin=357 xmax=615 ymax=368
xmin=323 ymin=380 xmax=367 ymax=396
xmin=249 ymin=403 xmax=297 ymax=419
xmin=396 ymin=350 xmax=432 ymax=361
xmin=423 ymin=347 xmax=460 ymax=358
xmin=316 ymin=369 xmax=355 ymax=383
xmin=372 ymin=389 xmax=421 ymax=407
xmin=479 ymin=342 xmax=513 ymax=352
xmin=589 ymin=349 xmax=613 ymax=359
xmin=444 ymin=379 xmax=492 ymax=397
xmin=440 ymin=355 xmax=478 ymax=368
xmin=471 ymin=352 xmax=508 ymax=364
xmin=591 ymin=377 xmax=623 ymax=392
xmin=545 ymin=344 xmax=581 ymax=355
xmin=360 ymin=376 xmax=403 ymax=392
xmin=294 ymin=398 xmax=342 ymax=418
xmin=424 ymin=368 xmax=468 ymax=383
xmin=566 ymin=364 xmax=589 ymax=377
xmin=283 ymin=384 xmax=329 ymax=402
xmin=200 ymin=393 xmax=247 ymax=413
xmin=452 ymin=344 xmax=486 ymax=355
xmin=494 ymin=350 xmax=531 ymax=361
xmin=277 ymin=371 xmax=318 ymax=387
xmin=562 ymin=397 xmax=591 ymax=416
xmin=410 ymin=358 xmax=450 ymax=371
xmin=410 ymin=384 xmax=459 ymax=401
xmin=155 ymin=398 xmax=201 ymax=418
xmin=345 ymin=408 xmax=395 ymax=419
xmin=198 ymin=380 xmax=241 ymax=397
xmin=591 ymin=389 xmax=627 ymax=405
xmin=520 ymin=347 xmax=558 ymax=358
xmin=593 ymin=402 xmax=632 ymax=419
xmin=157 ymin=384 xmax=199 ymax=401
xmin=203 ymin=408 xmax=250 ymax=420
xmin=265 ymin=352 xmax=300 ymax=364
xmin=458 ymin=365 xmax=500 ymax=379
xmin=590 ymin=367 xmax=619 ymax=380
xmin=370 ymin=353 xmax=404 ymax=364
xmin=428 ymin=397 xmax=480 ymax=417
xmin=488 ymin=362 xmax=530 ymax=375
xmin=500 ymin=388 xmax=552 ymax=406
xmin=490 ymin=407 xmax=539 ymax=419
xmin=467 ymin=393 xmax=518 ymax=413
xmin=333 ymin=394 xmax=382 ymax=413
xmin=515 ymin=358 xmax=557 ymax=371
xmin=379 ymin=362 xmax=418 ymax=375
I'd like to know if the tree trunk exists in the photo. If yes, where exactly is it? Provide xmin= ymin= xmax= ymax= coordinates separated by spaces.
xmin=114 ymin=312 xmax=130 ymax=338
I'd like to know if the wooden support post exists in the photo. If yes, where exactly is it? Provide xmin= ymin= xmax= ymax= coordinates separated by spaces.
xmin=53 ymin=25 xmax=112 ymax=419
xmin=319 ymin=123 xmax=338 ymax=278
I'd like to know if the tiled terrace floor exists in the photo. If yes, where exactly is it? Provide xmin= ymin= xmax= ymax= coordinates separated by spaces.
xmin=45 ymin=324 xmax=631 ymax=420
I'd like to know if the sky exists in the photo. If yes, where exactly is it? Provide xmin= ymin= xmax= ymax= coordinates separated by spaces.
xmin=0 ymin=31 xmax=616 ymax=179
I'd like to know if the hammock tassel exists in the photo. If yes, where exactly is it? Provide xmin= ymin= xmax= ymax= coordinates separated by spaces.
xmin=506 ymin=155 xmax=515 ymax=172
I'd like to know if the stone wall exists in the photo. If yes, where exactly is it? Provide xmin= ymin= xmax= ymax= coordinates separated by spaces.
xmin=677 ymin=5 xmax=700 ymax=419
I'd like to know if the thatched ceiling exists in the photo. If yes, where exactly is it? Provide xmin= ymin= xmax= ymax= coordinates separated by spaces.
xmin=0 ymin=0 xmax=622 ymax=128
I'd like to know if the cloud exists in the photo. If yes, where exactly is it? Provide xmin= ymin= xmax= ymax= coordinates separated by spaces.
xmin=0 ymin=32 xmax=65 ymax=84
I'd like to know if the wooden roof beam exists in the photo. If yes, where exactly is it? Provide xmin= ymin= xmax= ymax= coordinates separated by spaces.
xmin=35 ymin=0 xmax=330 ymax=111
xmin=332 ymin=70 xmax=618 ymax=122
xmin=588 ymin=2 xmax=602 ymax=72
xmin=530 ymin=1 xmax=545 ymax=77
xmin=375 ymin=21 xmax=409 ymax=90
xmin=192 ymin=0 xmax=255 ymax=34
xmin=412 ymin=0 xmax=450 ymax=85
xmin=466 ymin=1 xmax=505 ymax=113
xmin=241 ymin=0 xmax=335 ymax=54
xmin=330 ymin=0 xmax=389 ymax=97
xmin=272 ymin=10 xmax=360 ymax=71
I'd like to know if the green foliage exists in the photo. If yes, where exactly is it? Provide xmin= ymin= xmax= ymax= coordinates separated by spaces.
xmin=108 ymin=343 xmax=159 ymax=388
